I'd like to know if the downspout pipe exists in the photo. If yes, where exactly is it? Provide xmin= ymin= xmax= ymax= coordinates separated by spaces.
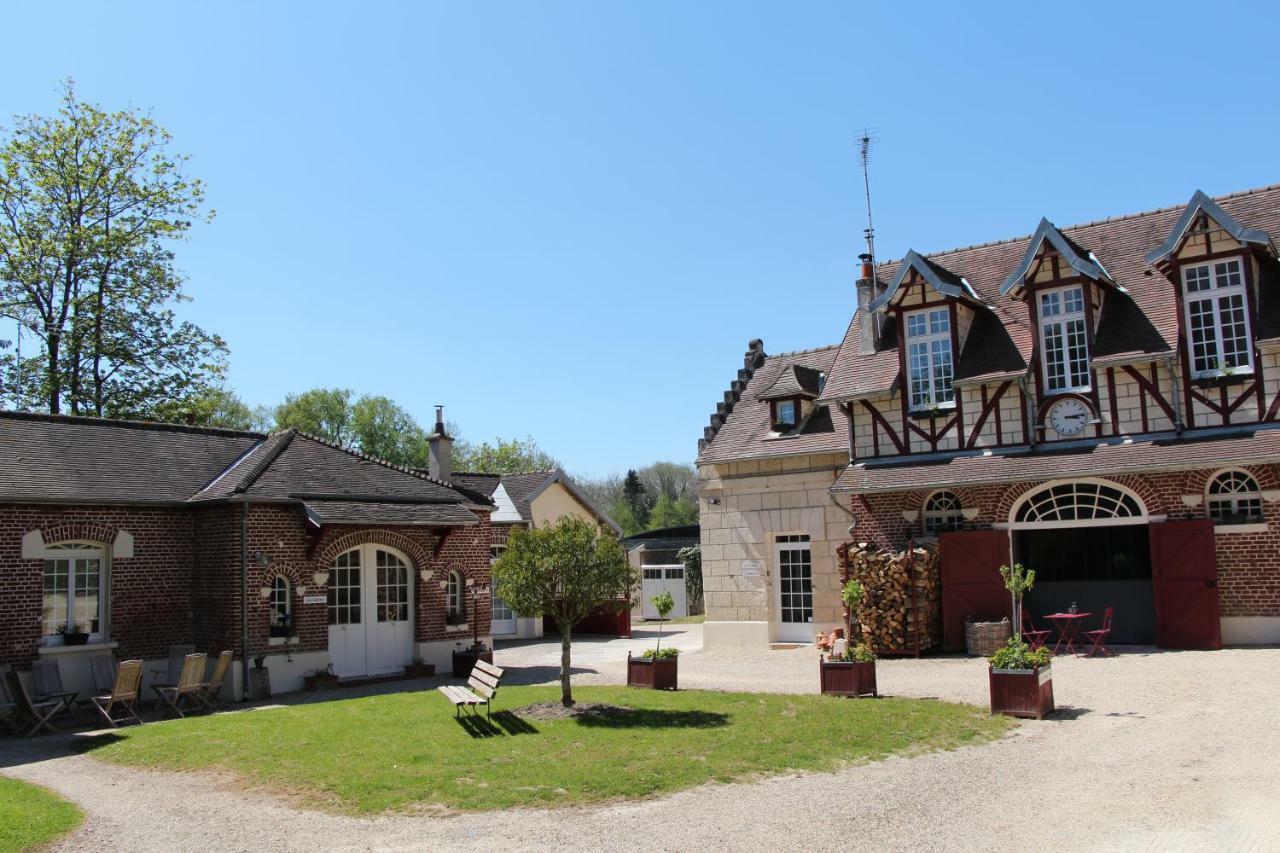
xmin=240 ymin=501 xmax=250 ymax=701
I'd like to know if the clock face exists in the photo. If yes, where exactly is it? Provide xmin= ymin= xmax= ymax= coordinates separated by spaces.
xmin=1047 ymin=398 xmax=1090 ymax=437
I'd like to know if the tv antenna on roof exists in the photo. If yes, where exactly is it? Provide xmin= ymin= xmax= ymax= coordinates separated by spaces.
xmin=858 ymin=129 xmax=879 ymax=274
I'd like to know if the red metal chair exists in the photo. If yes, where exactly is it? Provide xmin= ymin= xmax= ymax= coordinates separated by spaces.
xmin=1021 ymin=610 xmax=1052 ymax=651
xmin=1083 ymin=607 xmax=1115 ymax=657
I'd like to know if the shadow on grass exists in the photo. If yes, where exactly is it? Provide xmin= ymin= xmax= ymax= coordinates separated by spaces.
xmin=572 ymin=708 xmax=728 ymax=730
xmin=498 ymin=665 xmax=598 ymax=686
xmin=453 ymin=711 xmax=540 ymax=739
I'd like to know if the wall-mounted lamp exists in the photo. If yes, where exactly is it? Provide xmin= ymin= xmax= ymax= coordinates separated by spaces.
xmin=420 ymin=569 xmax=435 ymax=582
xmin=707 ymin=497 xmax=721 ymax=505
xmin=312 ymin=570 xmax=330 ymax=587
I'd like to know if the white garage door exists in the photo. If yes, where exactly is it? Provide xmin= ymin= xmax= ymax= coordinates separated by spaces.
xmin=641 ymin=565 xmax=688 ymax=620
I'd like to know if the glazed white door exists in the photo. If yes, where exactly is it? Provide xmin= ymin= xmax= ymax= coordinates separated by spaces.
xmin=327 ymin=545 xmax=415 ymax=678
xmin=641 ymin=565 xmax=688 ymax=619
xmin=774 ymin=535 xmax=814 ymax=642
xmin=490 ymin=582 xmax=516 ymax=635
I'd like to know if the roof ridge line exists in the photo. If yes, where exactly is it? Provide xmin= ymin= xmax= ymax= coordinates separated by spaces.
xmin=885 ymin=181 xmax=1280 ymax=267
xmin=766 ymin=343 xmax=841 ymax=358
xmin=0 ymin=409 xmax=267 ymax=439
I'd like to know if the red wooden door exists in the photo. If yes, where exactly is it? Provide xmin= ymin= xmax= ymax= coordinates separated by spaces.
xmin=1149 ymin=520 xmax=1222 ymax=650
xmin=940 ymin=530 xmax=1011 ymax=652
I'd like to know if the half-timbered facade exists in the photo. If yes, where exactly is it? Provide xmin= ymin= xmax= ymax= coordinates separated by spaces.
xmin=698 ymin=184 xmax=1280 ymax=649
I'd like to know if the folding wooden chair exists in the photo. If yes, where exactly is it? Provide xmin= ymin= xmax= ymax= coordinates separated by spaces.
xmin=89 ymin=654 xmax=119 ymax=693
xmin=1021 ymin=609 xmax=1053 ymax=652
xmin=31 ymin=659 xmax=80 ymax=722
xmin=150 ymin=644 xmax=196 ymax=690
xmin=1084 ymin=607 xmax=1115 ymax=657
xmin=195 ymin=651 xmax=233 ymax=712
xmin=90 ymin=659 xmax=144 ymax=728
xmin=153 ymin=653 xmax=208 ymax=719
xmin=4 ymin=670 xmax=61 ymax=737
xmin=0 ymin=665 xmax=19 ymax=734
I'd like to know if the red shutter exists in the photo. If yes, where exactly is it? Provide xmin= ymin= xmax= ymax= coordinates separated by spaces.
xmin=940 ymin=529 xmax=1011 ymax=652
xmin=1150 ymin=519 xmax=1222 ymax=650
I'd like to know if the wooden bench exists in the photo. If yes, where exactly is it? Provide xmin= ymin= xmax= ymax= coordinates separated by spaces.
xmin=437 ymin=659 xmax=504 ymax=718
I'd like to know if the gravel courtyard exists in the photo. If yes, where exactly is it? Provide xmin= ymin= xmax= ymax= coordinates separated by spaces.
xmin=3 ymin=624 xmax=1277 ymax=852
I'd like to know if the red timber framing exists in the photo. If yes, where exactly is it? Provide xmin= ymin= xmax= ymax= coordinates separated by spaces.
xmin=886 ymin=274 xmax=966 ymax=454
xmin=964 ymin=380 xmax=1013 ymax=448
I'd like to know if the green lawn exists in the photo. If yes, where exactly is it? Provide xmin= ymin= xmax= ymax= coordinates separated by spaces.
xmin=0 ymin=777 xmax=82 ymax=853
xmin=88 ymin=686 xmax=1009 ymax=814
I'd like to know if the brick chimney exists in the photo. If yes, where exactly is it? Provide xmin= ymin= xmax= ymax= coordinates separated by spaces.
xmin=427 ymin=404 xmax=453 ymax=482
xmin=855 ymin=253 xmax=881 ymax=355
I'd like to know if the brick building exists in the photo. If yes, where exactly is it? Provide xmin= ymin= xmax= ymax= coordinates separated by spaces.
xmin=697 ymin=184 xmax=1280 ymax=649
xmin=0 ymin=409 xmax=494 ymax=697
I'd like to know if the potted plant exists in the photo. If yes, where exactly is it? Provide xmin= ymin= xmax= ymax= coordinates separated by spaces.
xmin=988 ymin=636 xmax=1054 ymax=718
xmin=269 ymin=613 xmax=292 ymax=639
xmin=303 ymin=664 xmax=340 ymax=692
xmin=60 ymin=623 xmax=90 ymax=646
xmin=820 ymin=579 xmax=877 ymax=697
xmin=451 ymin=641 xmax=493 ymax=678
xmin=404 ymin=656 xmax=435 ymax=678
xmin=628 ymin=590 xmax=678 ymax=689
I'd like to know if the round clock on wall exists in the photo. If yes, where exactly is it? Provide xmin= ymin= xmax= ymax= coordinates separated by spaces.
xmin=1046 ymin=397 xmax=1091 ymax=437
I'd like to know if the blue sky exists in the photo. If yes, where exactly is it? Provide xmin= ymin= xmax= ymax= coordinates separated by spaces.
xmin=3 ymin=2 xmax=1277 ymax=477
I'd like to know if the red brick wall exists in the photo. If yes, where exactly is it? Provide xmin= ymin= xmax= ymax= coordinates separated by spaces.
xmin=1 ymin=501 xmax=495 ymax=668
xmin=847 ymin=465 xmax=1280 ymax=619
xmin=0 ymin=504 xmax=195 ymax=665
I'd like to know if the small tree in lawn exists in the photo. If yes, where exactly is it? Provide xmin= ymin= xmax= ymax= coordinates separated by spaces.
xmin=999 ymin=563 xmax=1036 ymax=639
xmin=492 ymin=516 xmax=638 ymax=707
xmin=650 ymin=590 xmax=675 ymax=655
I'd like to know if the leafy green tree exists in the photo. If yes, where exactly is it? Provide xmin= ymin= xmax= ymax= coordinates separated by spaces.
xmin=453 ymin=436 xmax=559 ymax=474
xmin=491 ymin=516 xmax=638 ymax=706
xmin=650 ymin=590 xmax=675 ymax=654
xmin=621 ymin=469 xmax=649 ymax=530
xmin=648 ymin=492 xmax=699 ymax=530
xmin=274 ymin=388 xmax=355 ymax=447
xmin=351 ymin=394 xmax=431 ymax=467
xmin=152 ymin=386 xmax=269 ymax=431
xmin=0 ymin=80 xmax=224 ymax=416
xmin=677 ymin=545 xmax=703 ymax=613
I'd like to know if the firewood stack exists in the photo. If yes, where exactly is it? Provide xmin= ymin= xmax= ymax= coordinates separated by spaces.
xmin=837 ymin=540 xmax=942 ymax=655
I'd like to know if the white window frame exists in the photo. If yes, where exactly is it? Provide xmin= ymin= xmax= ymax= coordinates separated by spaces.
xmin=922 ymin=490 xmax=964 ymax=535
xmin=1039 ymin=285 xmax=1091 ymax=394
xmin=447 ymin=570 xmax=464 ymax=617
xmin=1181 ymin=257 xmax=1253 ymax=378
xmin=1007 ymin=478 xmax=1148 ymax=530
xmin=904 ymin=307 xmax=955 ymax=411
xmin=270 ymin=576 xmax=292 ymax=628
xmin=1205 ymin=468 xmax=1264 ymax=526
xmin=40 ymin=541 xmax=108 ymax=646
xmin=774 ymin=399 xmax=797 ymax=428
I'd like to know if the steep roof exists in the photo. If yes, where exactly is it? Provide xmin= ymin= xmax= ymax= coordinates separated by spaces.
xmin=697 ymin=344 xmax=849 ymax=465
xmin=820 ymin=183 xmax=1280 ymax=403
xmin=0 ymin=411 xmax=486 ymax=525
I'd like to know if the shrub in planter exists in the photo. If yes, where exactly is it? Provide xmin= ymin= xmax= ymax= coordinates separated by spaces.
xmin=987 ymin=637 xmax=1054 ymax=719
xmin=628 ymin=591 xmax=678 ymax=689
xmin=820 ymin=642 xmax=877 ymax=698
xmin=60 ymin=623 xmax=90 ymax=646
xmin=303 ymin=665 xmax=340 ymax=692
xmin=404 ymin=657 xmax=435 ymax=678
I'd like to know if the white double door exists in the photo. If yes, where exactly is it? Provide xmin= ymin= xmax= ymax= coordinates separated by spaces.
xmin=775 ymin=535 xmax=814 ymax=642
xmin=327 ymin=545 xmax=414 ymax=678
xmin=641 ymin=565 xmax=689 ymax=619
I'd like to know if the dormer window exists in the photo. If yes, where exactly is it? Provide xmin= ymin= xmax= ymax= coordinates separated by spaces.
xmin=1182 ymin=258 xmax=1252 ymax=377
xmin=773 ymin=399 xmax=797 ymax=430
xmin=1040 ymin=285 xmax=1090 ymax=393
xmin=905 ymin=308 xmax=954 ymax=410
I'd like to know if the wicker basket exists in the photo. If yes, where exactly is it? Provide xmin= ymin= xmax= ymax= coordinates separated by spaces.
xmin=965 ymin=617 xmax=1011 ymax=657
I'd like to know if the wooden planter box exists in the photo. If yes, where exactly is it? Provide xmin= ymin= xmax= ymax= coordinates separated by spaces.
xmin=404 ymin=663 xmax=436 ymax=679
xmin=451 ymin=649 xmax=493 ymax=679
xmin=819 ymin=659 xmax=878 ymax=698
xmin=303 ymin=672 xmax=339 ymax=692
xmin=988 ymin=665 xmax=1054 ymax=719
xmin=626 ymin=653 xmax=678 ymax=690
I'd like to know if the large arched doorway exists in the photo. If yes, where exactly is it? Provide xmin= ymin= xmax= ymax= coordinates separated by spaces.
xmin=1009 ymin=479 xmax=1156 ymax=643
xmin=327 ymin=544 xmax=414 ymax=678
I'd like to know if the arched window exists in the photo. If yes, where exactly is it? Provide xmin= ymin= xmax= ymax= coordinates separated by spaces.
xmin=269 ymin=576 xmax=292 ymax=637
xmin=922 ymin=490 xmax=964 ymax=534
xmin=447 ymin=570 xmax=464 ymax=621
xmin=1206 ymin=469 xmax=1263 ymax=524
xmin=1012 ymin=480 xmax=1145 ymax=527
xmin=41 ymin=541 xmax=106 ymax=645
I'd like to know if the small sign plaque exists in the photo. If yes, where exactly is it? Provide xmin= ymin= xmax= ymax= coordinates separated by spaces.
xmin=303 ymin=594 xmax=327 ymax=605
xmin=740 ymin=560 xmax=762 ymax=577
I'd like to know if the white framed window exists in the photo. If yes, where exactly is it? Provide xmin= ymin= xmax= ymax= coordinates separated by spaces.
xmin=1206 ymin=469 xmax=1263 ymax=524
xmin=447 ymin=570 xmax=464 ymax=617
xmin=904 ymin=308 xmax=954 ymax=410
xmin=489 ymin=544 xmax=506 ymax=564
xmin=269 ymin=576 xmax=291 ymax=630
xmin=1040 ymin=285 xmax=1091 ymax=393
xmin=775 ymin=399 xmax=797 ymax=427
xmin=41 ymin=541 xmax=107 ymax=645
xmin=1182 ymin=258 xmax=1252 ymax=377
xmin=922 ymin=490 xmax=964 ymax=534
